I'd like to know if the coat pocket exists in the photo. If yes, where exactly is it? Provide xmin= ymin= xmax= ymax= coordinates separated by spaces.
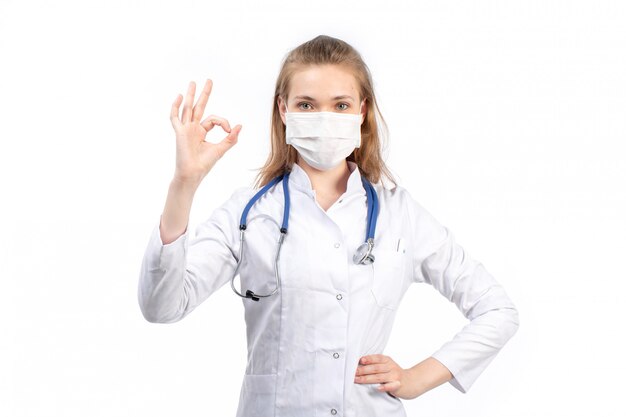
xmin=370 ymin=249 xmax=406 ymax=310
xmin=236 ymin=373 xmax=277 ymax=417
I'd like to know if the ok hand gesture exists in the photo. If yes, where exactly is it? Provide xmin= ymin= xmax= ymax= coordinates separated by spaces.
xmin=170 ymin=79 xmax=242 ymax=184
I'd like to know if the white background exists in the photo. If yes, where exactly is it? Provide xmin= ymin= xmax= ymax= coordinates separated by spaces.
xmin=1 ymin=0 xmax=624 ymax=416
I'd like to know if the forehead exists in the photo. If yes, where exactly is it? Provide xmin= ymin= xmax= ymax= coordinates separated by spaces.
xmin=288 ymin=64 xmax=360 ymax=100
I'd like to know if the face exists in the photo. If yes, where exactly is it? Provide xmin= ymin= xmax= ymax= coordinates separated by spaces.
xmin=278 ymin=64 xmax=367 ymax=125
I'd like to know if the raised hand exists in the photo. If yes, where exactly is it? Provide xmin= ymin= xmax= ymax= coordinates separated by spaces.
xmin=169 ymin=79 xmax=242 ymax=184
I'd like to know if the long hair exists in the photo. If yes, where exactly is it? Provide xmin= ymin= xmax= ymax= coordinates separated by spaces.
xmin=252 ymin=35 xmax=397 ymax=190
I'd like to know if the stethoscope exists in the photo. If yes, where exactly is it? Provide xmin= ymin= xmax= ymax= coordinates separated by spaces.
xmin=230 ymin=170 xmax=379 ymax=301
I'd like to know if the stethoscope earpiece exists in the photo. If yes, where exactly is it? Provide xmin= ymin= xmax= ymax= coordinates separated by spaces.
xmin=245 ymin=290 xmax=260 ymax=302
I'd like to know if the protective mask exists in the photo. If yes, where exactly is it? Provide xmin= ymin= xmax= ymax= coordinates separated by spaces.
xmin=284 ymin=101 xmax=362 ymax=171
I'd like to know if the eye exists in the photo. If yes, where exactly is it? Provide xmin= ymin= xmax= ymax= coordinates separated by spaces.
xmin=297 ymin=102 xmax=312 ymax=110
xmin=337 ymin=103 xmax=349 ymax=110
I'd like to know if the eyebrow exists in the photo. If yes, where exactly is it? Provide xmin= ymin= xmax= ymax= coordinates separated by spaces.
xmin=293 ymin=95 xmax=355 ymax=102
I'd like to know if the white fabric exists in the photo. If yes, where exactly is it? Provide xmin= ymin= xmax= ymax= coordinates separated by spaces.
xmin=137 ymin=161 xmax=520 ymax=417
xmin=285 ymin=110 xmax=361 ymax=170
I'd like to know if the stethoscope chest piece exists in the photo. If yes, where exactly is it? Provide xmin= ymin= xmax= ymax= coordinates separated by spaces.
xmin=232 ymin=169 xmax=380 ymax=301
xmin=353 ymin=239 xmax=375 ymax=265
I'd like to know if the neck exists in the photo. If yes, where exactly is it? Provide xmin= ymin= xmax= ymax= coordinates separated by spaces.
xmin=296 ymin=156 xmax=351 ymax=197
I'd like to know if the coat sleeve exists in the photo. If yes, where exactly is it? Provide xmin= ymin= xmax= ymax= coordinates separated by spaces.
xmin=137 ymin=186 xmax=252 ymax=323
xmin=404 ymin=190 xmax=520 ymax=393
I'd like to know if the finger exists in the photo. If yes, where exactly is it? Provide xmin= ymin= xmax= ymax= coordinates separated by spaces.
xmin=181 ymin=81 xmax=196 ymax=124
xmin=192 ymin=79 xmax=213 ymax=123
xmin=200 ymin=115 xmax=232 ymax=133
xmin=170 ymin=94 xmax=183 ymax=129
xmin=360 ymin=354 xmax=387 ymax=365
xmin=216 ymin=124 xmax=242 ymax=153
xmin=377 ymin=380 xmax=401 ymax=394
xmin=355 ymin=371 xmax=389 ymax=384
xmin=356 ymin=363 xmax=390 ymax=377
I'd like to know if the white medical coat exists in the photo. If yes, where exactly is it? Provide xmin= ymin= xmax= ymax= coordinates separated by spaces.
xmin=138 ymin=161 xmax=520 ymax=417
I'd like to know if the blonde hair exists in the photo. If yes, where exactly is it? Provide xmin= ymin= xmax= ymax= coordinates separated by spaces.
xmin=252 ymin=34 xmax=397 ymax=190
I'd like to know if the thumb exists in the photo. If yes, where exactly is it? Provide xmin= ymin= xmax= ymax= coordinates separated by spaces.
xmin=218 ymin=124 xmax=242 ymax=153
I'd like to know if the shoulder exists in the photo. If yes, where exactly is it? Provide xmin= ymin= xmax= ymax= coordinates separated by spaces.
xmin=229 ymin=185 xmax=258 ymax=202
xmin=372 ymin=181 xmax=448 ymax=241
xmin=207 ymin=186 xmax=257 ymax=221
xmin=371 ymin=181 xmax=416 ymax=213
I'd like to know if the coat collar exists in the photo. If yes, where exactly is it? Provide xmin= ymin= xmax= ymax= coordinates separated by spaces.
xmin=288 ymin=160 xmax=366 ymax=199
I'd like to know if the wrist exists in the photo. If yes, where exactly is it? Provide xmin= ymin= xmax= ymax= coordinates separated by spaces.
xmin=404 ymin=366 xmax=427 ymax=398
xmin=170 ymin=176 xmax=201 ymax=192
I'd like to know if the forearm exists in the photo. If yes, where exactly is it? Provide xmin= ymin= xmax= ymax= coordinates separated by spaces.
xmin=404 ymin=356 xmax=453 ymax=398
xmin=160 ymin=177 xmax=201 ymax=244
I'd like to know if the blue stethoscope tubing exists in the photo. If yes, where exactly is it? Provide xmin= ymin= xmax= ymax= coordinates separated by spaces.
xmin=230 ymin=170 xmax=379 ymax=301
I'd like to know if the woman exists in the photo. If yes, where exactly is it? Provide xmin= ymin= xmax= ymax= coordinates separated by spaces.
xmin=138 ymin=35 xmax=520 ymax=417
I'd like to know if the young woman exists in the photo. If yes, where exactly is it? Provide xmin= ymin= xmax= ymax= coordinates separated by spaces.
xmin=138 ymin=35 xmax=519 ymax=417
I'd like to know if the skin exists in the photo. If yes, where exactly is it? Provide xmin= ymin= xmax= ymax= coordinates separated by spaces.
xmin=161 ymin=67 xmax=453 ymax=400
xmin=277 ymin=64 xmax=366 ymax=211
xmin=355 ymin=354 xmax=453 ymax=400
xmin=159 ymin=78 xmax=241 ymax=244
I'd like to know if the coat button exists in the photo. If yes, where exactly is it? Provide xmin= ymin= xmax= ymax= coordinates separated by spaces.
xmin=330 ymin=409 xmax=337 ymax=415
xmin=336 ymin=294 xmax=343 ymax=300
xmin=334 ymin=242 xmax=341 ymax=248
xmin=333 ymin=352 xmax=339 ymax=358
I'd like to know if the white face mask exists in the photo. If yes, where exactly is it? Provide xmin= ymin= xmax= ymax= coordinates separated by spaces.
xmin=284 ymin=99 xmax=362 ymax=171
